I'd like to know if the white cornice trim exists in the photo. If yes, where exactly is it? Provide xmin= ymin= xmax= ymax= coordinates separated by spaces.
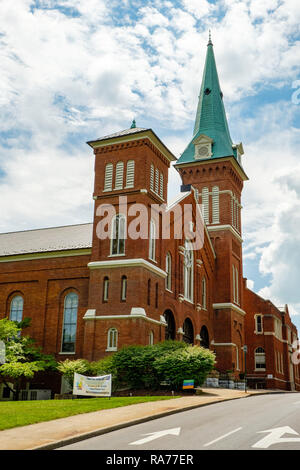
xmin=0 ymin=248 xmax=92 ymax=263
xmin=88 ymin=258 xmax=167 ymax=278
xmin=207 ymin=224 xmax=243 ymax=243
xmin=211 ymin=341 xmax=237 ymax=347
xmin=213 ymin=303 xmax=246 ymax=317
xmin=83 ymin=310 xmax=166 ymax=326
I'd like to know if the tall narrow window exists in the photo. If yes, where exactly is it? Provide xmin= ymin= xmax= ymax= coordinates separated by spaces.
xmin=184 ymin=240 xmax=193 ymax=302
xmin=115 ymin=161 xmax=124 ymax=190
xmin=201 ymin=187 xmax=209 ymax=224
xmin=107 ymin=328 xmax=118 ymax=351
xmin=147 ymin=279 xmax=151 ymax=306
xmin=121 ymin=276 xmax=127 ymax=301
xmin=255 ymin=347 xmax=266 ymax=370
xmin=111 ymin=214 xmax=126 ymax=255
xmin=255 ymin=315 xmax=263 ymax=333
xmin=61 ymin=292 xmax=78 ymax=353
xmin=104 ymin=163 xmax=113 ymax=192
xmin=103 ymin=277 xmax=109 ymax=302
xmin=232 ymin=265 xmax=236 ymax=303
xmin=202 ymin=277 xmax=207 ymax=309
xmin=149 ymin=219 xmax=156 ymax=261
xmin=235 ymin=266 xmax=239 ymax=304
xmin=165 ymin=252 xmax=172 ymax=291
xmin=150 ymin=164 xmax=154 ymax=191
xmin=160 ymin=172 xmax=164 ymax=199
xmin=155 ymin=168 xmax=159 ymax=194
xmin=125 ymin=160 xmax=135 ymax=188
xmin=10 ymin=295 xmax=24 ymax=322
xmin=212 ymin=186 xmax=219 ymax=223
xmin=155 ymin=283 xmax=158 ymax=308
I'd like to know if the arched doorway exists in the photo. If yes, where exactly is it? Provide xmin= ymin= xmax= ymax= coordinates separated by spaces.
xmin=183 ymin=318 xmax=194 ymax=344
xmin=164 ymin=310 xmax=176 ymax=340
xmin=200 ymin=325 xmax=209 ymax=349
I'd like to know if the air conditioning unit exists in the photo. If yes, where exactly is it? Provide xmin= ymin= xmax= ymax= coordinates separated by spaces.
xmin=20 ymin=389 xmax=51 ymax=400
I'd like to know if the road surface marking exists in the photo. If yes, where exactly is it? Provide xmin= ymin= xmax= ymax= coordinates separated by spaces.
xmin=129 ymin=427 xmax=181 ymax=446
xmin=252 ymin=426 xmax=300 ymax=449
xmin=203 ymin=427 xmax=243 ymax=447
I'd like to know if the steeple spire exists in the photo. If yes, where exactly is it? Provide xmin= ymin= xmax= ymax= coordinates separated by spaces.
xmin=176 ymin=35 xmax=236 ymax=164
xmin=208 ymin=29 xmax=213 ymax=46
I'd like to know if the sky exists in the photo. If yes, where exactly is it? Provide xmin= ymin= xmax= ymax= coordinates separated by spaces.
xmin=0 ymin=0 xmax=300 ymax=330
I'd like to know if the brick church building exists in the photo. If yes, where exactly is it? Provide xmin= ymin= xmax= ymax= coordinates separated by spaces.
xmin=0 ymin=36 xmax=299 ymax=394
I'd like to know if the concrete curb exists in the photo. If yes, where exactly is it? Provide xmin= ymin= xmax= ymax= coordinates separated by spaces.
xmin=31 ymin=393 xmax=253 ymax=450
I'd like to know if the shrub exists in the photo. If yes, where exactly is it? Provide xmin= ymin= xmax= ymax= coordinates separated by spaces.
xmin=153 ymin=345 xmax=215 ymax=389
xmin=57 ymin=359 xmax=91 ymax=388
xmin=111 ymin=341 xmax=188 ymax=390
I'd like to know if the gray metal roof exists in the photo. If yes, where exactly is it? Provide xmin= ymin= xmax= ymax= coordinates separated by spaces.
xmin=87 ymin=127 xmax=148 ymax=145
xmin=0 ymin=223 xmax=93 ymax=257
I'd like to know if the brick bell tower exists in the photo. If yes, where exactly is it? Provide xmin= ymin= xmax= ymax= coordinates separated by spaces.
xmin=174 ymin=33 xmax=249 ymax=376
xmin=82 ymin=121 xmax=176 ymax=360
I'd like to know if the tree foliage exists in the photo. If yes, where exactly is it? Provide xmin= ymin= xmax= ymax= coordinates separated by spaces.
xmin=0 ymin=318 xmax=57 ymax=400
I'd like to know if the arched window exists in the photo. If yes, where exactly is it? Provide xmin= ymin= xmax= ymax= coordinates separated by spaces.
xmin=103 ymin=277 xmax=109 ymax=302
xmin=155 ymin=168 xmax=159 ymax=194
xmin=10 ymin=295 xmax=24 ymax=322
xmin=149 ymin=219 xmax=156 ymax=261
xmin=125 ymin=160 xmax=135 ymax=188
xmin=104 ymin=163 xmax=113 ymax=192
xmin=201 ymin=187 xmax=209 ymax=224
xmin=121 ymin=276 xmax=127 ymax=301
xmin=150 ymin=164 xmax=154 ymax=191
xmin=147 ymin=279 xmax=151 ymax=306
xmin=232 ymin=265 xmax=236 ymax=303
xmin=255 ymin=347 xmax=266 ymax=370
xmin=212 ymin=186 xmax=219 ymax=223
xmin=111 ymin=214 xmax=126 ymax=255
xmin=61 ymin=292 xmax=78 ymax=353
xmin=115 ymin=161 xmax=124 ymax=190
xmin=255 ymin=314 xmax=263 ymax=333
xmin=235 ymin=266 xmax=239 ymax=304
xmin=202 ymin=277 xmax=206 ymax=309
xmin=184 ymin=240 xmax=193 ymax=302
xmin=160 ymin=172 xmax=164 ymax=199
xmin=200 ymin=325 xmax=209 ymax=349
xmin=149 ymin=330 xmax=154 ymax=345
xmin=164 ymin=310 xmax=175 ymax=340
xmin=165 ymin=252 xmax=172 ymax=291
xmin=107 ymin=328 xmax=118 ymax=351
xmin=183 ymin=318 xmax=194 ymax=344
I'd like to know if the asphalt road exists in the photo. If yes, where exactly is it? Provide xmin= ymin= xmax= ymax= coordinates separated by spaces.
xmin=58 ymin=393 xmax=300 ymax=450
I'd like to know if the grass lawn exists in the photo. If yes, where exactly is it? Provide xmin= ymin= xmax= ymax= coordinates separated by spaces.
xmin=0 ymin=396 xmax=178 ymax=431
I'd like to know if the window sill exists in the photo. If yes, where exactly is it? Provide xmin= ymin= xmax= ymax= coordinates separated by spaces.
xmin=254 ymin=331 xmax=263 ymax=335
xmin=148 ymin=258 xmax=157 ymax=264
xmin=183 ymin=298 xmax=194 ymax=306
xmin=59 ymin=352 xmax=76 ymax=355
xmin=165 ymin=288 xmax=173 ymax=294
xmin=106 ymin=348 xmax=117 ymax=352
xmin=254 ymin=368 xmax=266 ymax=371
xmin=108 ymin=253 xmax=126 ymax=258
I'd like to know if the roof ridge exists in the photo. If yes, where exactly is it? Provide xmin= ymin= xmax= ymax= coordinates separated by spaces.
xmin=0 ymin=222 xmax=93 ymax=236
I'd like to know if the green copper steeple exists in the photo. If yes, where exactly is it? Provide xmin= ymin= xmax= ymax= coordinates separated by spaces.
xmin=177 ymin=34 xmax=237 ymax=164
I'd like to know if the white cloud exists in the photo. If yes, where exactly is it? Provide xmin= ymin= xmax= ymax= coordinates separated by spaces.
xmin=0 ymin=0 xmax=300 ymax=326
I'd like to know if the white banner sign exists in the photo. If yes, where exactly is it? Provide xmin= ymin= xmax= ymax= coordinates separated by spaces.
xmin=73 ymin=372 xmax=112 ymax=397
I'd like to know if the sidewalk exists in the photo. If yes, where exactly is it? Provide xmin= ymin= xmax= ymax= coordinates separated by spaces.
xmin=0 ymin=388 xmax=287 ymax=450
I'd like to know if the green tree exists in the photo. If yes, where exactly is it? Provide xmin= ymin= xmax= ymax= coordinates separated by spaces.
xmin=0 ymin=318 xmax=57 ymax=400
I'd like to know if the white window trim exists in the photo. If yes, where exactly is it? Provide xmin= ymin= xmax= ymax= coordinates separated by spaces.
xmin=110 ymin=214 xmax=126 ymax=256
xmin=106 ymin=328 xmax=118 ymax=352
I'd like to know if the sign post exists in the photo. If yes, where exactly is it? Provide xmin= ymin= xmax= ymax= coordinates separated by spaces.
xmin=73 ymin=373 xmax=112 ymax=397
